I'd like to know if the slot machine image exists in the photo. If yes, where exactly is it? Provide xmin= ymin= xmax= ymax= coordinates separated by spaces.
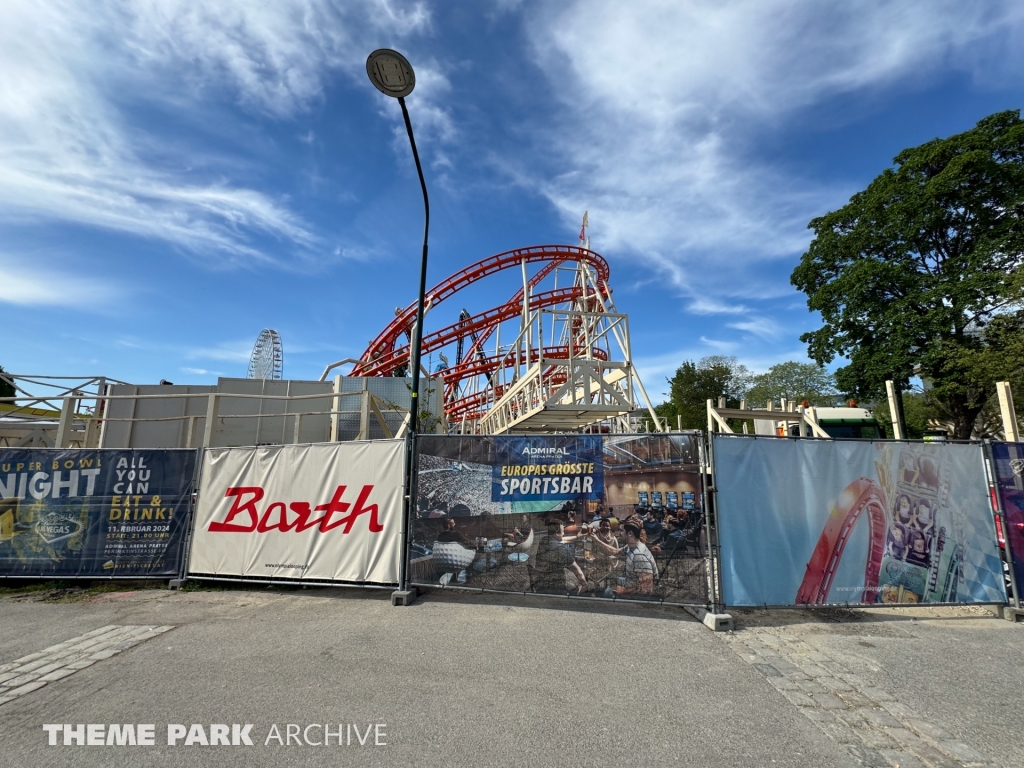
xmin=682 ymin=492 xmax=695 ymax=511
xmin=651 ymin=492 xmax=663 ymax=510
xmin=666 ymin=491 xmax=679 ymax=510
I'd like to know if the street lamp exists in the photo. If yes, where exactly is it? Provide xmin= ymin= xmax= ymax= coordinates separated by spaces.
xmin=366 ymin=49 xmax=429 ymax=435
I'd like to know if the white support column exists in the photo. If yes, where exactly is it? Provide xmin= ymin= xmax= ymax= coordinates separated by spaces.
xmin=885 ymin=380 xmax=904 ymax=440
xmin=330 ymin=374 xmax=342 ymax=442
xmin=55 ymin=396 xmax=78 ymax=448
xmin=293 ymin=413 xmax=303 ymax=444
xmin=358 ymin=387 xmax=370 ymax=440
xmin=202 ymin=394 xmax=220 ymax=448
xmin=998 ymin=381 xmax=1020 ymax=442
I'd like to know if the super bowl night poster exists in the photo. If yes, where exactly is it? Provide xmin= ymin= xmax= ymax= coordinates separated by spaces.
xmin=0 ymin=449 xmax=196 ymax=578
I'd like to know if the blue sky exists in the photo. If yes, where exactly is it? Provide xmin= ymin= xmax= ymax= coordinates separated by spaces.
xmin=2 ymin=1 xmax=1024 ymax=401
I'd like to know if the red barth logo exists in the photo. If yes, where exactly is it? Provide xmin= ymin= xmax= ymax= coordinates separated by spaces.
xmin=207 ymin=485 xmax=383 ymax=534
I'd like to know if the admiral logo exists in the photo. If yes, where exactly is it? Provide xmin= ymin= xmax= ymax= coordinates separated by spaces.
xmin=207 ymin=485 xmax=383 ymax=534
xmin=35 ymin=513 xmax=83 ymax=544
xmin=520 ymin=447 xmax=567 ymax=456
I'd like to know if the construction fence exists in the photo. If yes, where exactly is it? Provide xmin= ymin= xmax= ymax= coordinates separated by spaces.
xmin=1 ymin=436 xmax=1020 ymax=612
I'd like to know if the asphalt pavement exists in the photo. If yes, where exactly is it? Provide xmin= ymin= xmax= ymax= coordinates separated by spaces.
xmin=0 ymin=584 xmax=1019 ymax=767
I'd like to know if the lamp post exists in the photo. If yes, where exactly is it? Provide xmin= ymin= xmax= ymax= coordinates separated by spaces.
xmin=366 ymin=49 xmax=429 ymax=435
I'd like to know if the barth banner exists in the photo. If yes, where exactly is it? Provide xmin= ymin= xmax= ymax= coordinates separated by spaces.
xmin=187 ymin=441 xmax=405 ymax=585
xmin=0 ymin=449 xmax=197 ymax=578
xmin=714 ymin=435 xmax=1005 ymax=607
xmin=990 ymin=442 xmax=1024 ymax=603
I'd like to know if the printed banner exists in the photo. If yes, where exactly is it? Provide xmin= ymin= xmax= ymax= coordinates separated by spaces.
xmin=411 ymin=434 xmax=708 ymax=605
xmin=991 ymin=442 xmax=1024 ymax=603
xmin=188 ymin=441 xmax=404 ymax=585
xmin=714 ymin=436 xmax=1006 ymax=607
xmin=491 ymin=435 xmax=604 ymax=502
xmin=0 ymin=449 xmax=196 ymax=578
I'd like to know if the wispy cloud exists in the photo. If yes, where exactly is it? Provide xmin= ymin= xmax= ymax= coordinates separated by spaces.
xmin=689 ymin=298 xmax=751 ymax=316
xmin=0 ymin=0 xmax=436 ymax=263
xmin=522 ymin=1 xmax=1024 ymax=300
xmin=0 ymin=254 xmax=118 ymax=308
xmin=727 ymin=317 xmax=782 ymax=341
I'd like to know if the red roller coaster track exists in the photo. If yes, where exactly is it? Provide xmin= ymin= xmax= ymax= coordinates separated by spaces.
xmin=795 ymin=478 xmax=888 ymax=605
xmin=352 ymin=244 xmax=613 ymax=421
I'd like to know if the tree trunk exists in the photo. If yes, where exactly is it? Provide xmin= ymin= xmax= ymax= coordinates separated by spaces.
xmin=948 ymin=398 xmax=982 ymax=441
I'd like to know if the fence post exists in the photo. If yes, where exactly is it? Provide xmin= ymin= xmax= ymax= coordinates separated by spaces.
xmin=885 ymin=380 xmax=905 ymax=440
xmin=358 ymin=379 xmax=371 ymax=440
xmin=202 ymin=394 xmax=219 ymax=448
xmin=293 ymin=413 xmax=303 ymax=444
xmin=55 ymin=396 xmax=78 ymax=448
xmin=330 ymin=374 xmax=342 ymax=442
xmin=997 ymin=381 xmax=1020 ymax=442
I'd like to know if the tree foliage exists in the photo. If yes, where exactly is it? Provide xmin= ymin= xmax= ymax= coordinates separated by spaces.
xmin=792 ymin=110 xmax=1024 ymax=439
xmin=0 ymin=366 xmax=14 ymax=402
xmin=660 ymin=356 xmax=751 ymax=429
xmin=745 ymin=361 xmax=837 ymax=408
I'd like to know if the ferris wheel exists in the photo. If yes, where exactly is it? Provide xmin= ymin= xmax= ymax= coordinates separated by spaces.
xmin=247 ymin=329 xmax=284 ymax=380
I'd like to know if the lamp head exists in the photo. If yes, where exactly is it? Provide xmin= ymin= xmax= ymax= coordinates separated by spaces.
xmin=366 ymin=49 xmax=416 ymax=98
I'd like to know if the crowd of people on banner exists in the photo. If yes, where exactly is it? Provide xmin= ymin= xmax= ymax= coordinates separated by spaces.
xmin=415 ymin=455 xmax=502 ymax=517
xmin=456 ymin=500 xmax=705 ymax=598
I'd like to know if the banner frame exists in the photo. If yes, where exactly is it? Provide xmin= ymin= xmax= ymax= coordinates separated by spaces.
xmin=712 ymin=432 xmax=1008 ymax=610
xmin=0 ymin=447 xmax=199 ymax=581
xmin=176 ymin=446 xmax=208 ymax=586
xmin=986 ymin=440 xmax=1022 ymax=609
xmin=407 ymin=432 xmax=713 ymax=609
xmin=185 ymin=439 xmax=406 ymax=589
xmin=703 ymin=430 xmax=723 ymax=612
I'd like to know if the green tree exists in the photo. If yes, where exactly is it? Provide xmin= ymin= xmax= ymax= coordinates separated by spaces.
xmin=871 ymin=390 xmax=936 ymax=440
xmin=745 ymin=361 xmax=837 ymax=408
xmin=792 ymin=110 xmax=1024 ymax=439
xmin=0 ymin=366 xmax=14 ymax=403
xmin=661 ymin=356 xmax=751 ymax=430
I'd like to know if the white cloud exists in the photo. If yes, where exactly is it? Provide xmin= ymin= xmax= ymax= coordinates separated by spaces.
xmin=186 ymin=341 xmax=254 ymax=363
xmin=523 ymin=1 xmax=1024 ymax=299
xmin=0 ymin=256 xmax=117 ymax=308
xmin=0 ymin=0 xmax=436 ymax=262
xmin=727 ymin=317 xmax=782 ymax=341
xmin=688 ymin=298 xmax=750 ymax=316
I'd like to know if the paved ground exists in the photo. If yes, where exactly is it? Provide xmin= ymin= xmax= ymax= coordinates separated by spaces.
xmin=0 ymin=584 xmax=1020 ymax=768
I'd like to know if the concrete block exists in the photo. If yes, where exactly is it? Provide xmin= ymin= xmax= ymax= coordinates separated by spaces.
xmin=168 ymin=579 xmax=187 ymax=590
xmin=1003 ymin=606 xmax=1024 ymax=623
xmin=705 ymin=612 xmax=733 ymax=631
xmin=391 ymin=588 xmax=418 ymax=607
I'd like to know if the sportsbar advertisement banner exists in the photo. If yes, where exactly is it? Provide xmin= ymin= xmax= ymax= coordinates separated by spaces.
xmin=188 ymin=440 xmax=404 ymax=585
xmin=990 ymin=442 xmax=1024 ymax=603
xmin=714 ymin=435 xmax=1006 ymax=607
xmin=411 ymin=434 xmax=708 ymax=605
xmin=0 ymin=449 xmax=197 ymax=578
